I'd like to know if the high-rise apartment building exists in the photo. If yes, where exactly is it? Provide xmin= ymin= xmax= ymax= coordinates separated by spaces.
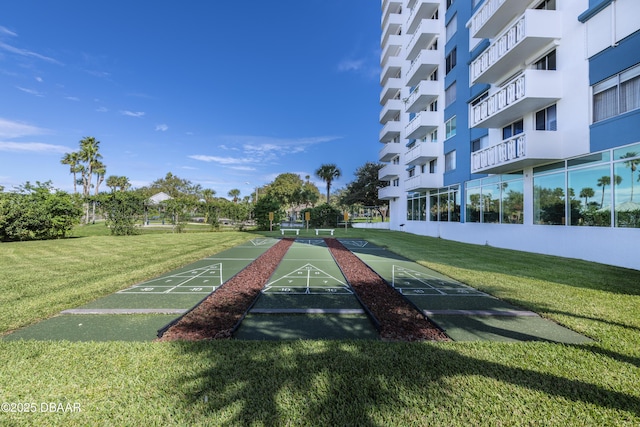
xmin=378 ymin=0 xmax=640 ymax=270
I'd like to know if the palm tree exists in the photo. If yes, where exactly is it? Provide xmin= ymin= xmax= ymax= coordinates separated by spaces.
xmin=228 ymin=189 xmax=240 ymax=203
xmin=579 ymin=187 xmax=595 ymax=207
xmin=93 ymin=160 xmax=106 ymax=196
xmin=60 ymin=151 xmax=81 ymax=193
xmin=315 ymin=164 xmax=341 ymax=204
xmin=79 ymin=136 xmax=102 ymax=197
xmin=621 ymin=152 xmax=639 ymax=202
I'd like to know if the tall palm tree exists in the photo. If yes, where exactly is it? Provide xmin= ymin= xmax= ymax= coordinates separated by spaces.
xmin=79 ymin=136 xmax=102 ymax=197
xmin=315 ymin=164 xmax=341 ymax=204
xmin=228 ymin=189 xmax=241 ymax=203
xmin=93 ymin=160 xmax=106 ymax=195
xmin=620 ymin=152 xmax=639 ymax=202
xmin=60 ymin=151 xmax=81 ymax=193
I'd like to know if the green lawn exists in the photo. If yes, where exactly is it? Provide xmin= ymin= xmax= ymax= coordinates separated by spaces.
xmin=1 ymin=228 xmax=639 ymax=426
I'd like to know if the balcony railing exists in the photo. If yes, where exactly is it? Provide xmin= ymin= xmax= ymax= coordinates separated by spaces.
xmin=471 ymin=135 xmax=525 ymax=174
xmin=405 ymin=80 xmax=438 ymax=113
xmin=470 ymin=69 xmax=562 ymax=128
xmin=470 ymin=130 xmax=565 ymax=174
xmin=405 ymin=173 xmax=442 ymax=191
xmin=405 ymin=142 xmax=439 ymax=165
xmin=470 ymin=10 xmax=561 ymax=84
xmin=379 ymin=164 xmax=404 ymax=181
xmin=405 ymin=111 xmax=439 ymax=140
xmin=405 ymin=49 xmax=439 ymax=87
xmin=379 ymin=121 xmax=402 ymax=143
xmin=468 ymin=0 xmax=507 ymax=38
xmin=379 ymin=142 xmax=402 ymax=162
xmin=378 ymin=185 xmax=402 ymax=200
xmin=471 ymin=17 xmax=524 ymax=83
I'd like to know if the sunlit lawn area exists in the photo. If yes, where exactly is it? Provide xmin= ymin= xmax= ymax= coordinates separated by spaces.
xmin=1 ymin=227 xmax=638 ymax=425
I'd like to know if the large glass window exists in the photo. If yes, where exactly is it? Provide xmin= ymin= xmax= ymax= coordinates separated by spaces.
xmin=613 ymin=143 xmax=640 ymax=227
xmin=465 ymin=174 xmax=524 ymax=224
xmin=429 ymin=186 xmax=460 ymax=222
xmin=568 ymin=160 xmax=611 ymax=227
xmin=534 ymin=164 xmax=565 ymax=225
xmin=445 ymin=150 xmax=456 ymax=172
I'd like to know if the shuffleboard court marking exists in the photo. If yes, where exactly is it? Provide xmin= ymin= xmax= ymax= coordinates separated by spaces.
xmin=263 ymin=263 xmax=352 ymax=295
xmin=61 ymin=308 xmax=188 ymax=315
xmin=249 ymin=308 xmax=365 ymax=314
xmin=339 ymin=240 xmax=369 ymax=248
xmin=292 ymin=239 xmax=326 ymax=246
xmin=118 ymin=263 xmax=223 ymax=294
xmin=392 ymin=265 xmax=490 ymax=297
xmin=423 ymin=309 xmax=539 ymax=317
xmin=249 ymin=238 xmax=279 ymax=246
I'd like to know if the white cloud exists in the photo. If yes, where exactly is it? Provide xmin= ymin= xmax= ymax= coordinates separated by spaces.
xmin=35 ymin=76 xmax=43 ymax=83
xmin=0 ymin=118 xmax=48 ymax=138
xmin=155 ymin=124 xmax=168 ymax=132
xmin=120 ymin=110 xmax=145 ymax=118
xmin=189 ymin=135 xmax=342 ymax=167
xmin=337 ymin=59 xmax=364 ymax=72
xmin=65 ymin=96 xmax=80 ymax=101
xmin=0 ymin=41 xmax=60 ymax=64
xmin=96 ymin=107 xmax=108 ymax=113
xmin=16 ymin=86 xmax=44 ymax=97
xmin=0 ymin=26 xmax=17 ymax=37
xmin=0 ymin=141 xmax=70 ymax=153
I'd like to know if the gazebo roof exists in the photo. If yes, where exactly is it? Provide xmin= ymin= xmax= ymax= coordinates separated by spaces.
xmin=148 ymin=192 xmax=172 ymax=205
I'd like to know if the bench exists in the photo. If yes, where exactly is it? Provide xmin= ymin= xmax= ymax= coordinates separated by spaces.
xmin=315 ymin=229 xmax=335 ymax=236
xmin=280 ymin=228 xmax=299 ymax=235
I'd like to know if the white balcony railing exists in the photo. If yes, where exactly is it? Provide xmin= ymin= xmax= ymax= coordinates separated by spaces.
xmin=471 ymin=135 xmax=525 ymax=174
xmin=471 ymin=17 xmax=525 ymax=83
xmin=470 ymin=69 xmax=562 ymax=128
xmin=471 ymin=74 xmax=525 ymax=127
xmin=405 ymin=173 xmax=442 ymax=191
xmin=468 ymin=0 xmax=507 ymax=38
xmin=470 ymin=10 xmax=561 ymax=84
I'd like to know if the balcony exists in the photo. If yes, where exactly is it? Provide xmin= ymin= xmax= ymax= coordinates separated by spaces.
xmin=382 ymin=11 xmax=403 ymax=48
xmin=405 ymin=173 xmax=442 ymax=192
xmin=468 ymin=0 xmax=528 ymax=39
xmin=470 ymin=70 xmax=561 ymax=129
xmin=381 ymin=54 xmax=403 ymax=85
xmin=379 ymin=141 xmax=402 ymax=162
xmin=380 ymin=98 xmax=403 ymax=124
xmin=378 ymin=185 xmax=403 ymax=200
xmin=381 ymin=35 xmax=402 ymax=67
xmin=405 ymin=142 xmax=439 ymax=166
xmin=379 ymin=164 xmax=403 ymax=181
xmin=405 ymin=80 xmax=438 ymax=113
xmin=380 ymin=77 xmax=402 ymax=104
xmin=406 ymin=0 xmax=439 ymax=35
xmin=405 ymin=111 xmax=439 ymax=140
xmin=405 ymin=49 xmax=439 ymax=87
xmin=470 ymin=131 xmax=564 ymax=174
xmin=382 ymin=0 xmax=403 ymax=30
xmin=405 ymin=19 xmax=439 ymax=61
xmin=470 ymin=10 xmax=561 ymax=84
xmin=379 ymin=121 xmax=402 ymax=143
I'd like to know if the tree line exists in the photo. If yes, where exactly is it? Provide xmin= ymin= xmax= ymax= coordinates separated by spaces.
xmin=0 ymin=136 xmax=389 ymax=240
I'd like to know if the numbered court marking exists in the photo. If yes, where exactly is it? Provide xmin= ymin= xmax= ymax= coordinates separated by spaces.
xmin=339 ymin=240 xmax=369 ymax=248
xmin=392 ymin=266 xmax=488 ymax=296
xmin=249 ymin=238 xmax=278 ymax=246
xmin=118 ymin=263 xmax=223 ymax=294
xmin=263 ymin=263 xmax=352 ymax=295
xmin=292 ymin=239 xmax=326 ymax=246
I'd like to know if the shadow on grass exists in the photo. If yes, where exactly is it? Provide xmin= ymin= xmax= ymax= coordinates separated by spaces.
xmin=170 ymin=340 xmax=639 ymax=425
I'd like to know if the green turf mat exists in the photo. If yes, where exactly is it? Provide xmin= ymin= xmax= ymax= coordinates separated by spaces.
xmin=3 ymin=314 xmax=177 ymax=342
xmin=234 ymin=314 xmax=378 ymax=340
xmin=430 ymin=315 xmax=593 ymax=343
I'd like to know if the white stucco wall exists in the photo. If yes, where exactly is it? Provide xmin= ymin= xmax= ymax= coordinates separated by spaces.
xmin=400 ymin=220 xmax=639 ymax=271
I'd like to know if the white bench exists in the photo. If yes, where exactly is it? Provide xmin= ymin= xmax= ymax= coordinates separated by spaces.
xmin=281 ymin=228 xmax=299 ymax=235
xmin=315 ymin=229 xmax=335 ymax=236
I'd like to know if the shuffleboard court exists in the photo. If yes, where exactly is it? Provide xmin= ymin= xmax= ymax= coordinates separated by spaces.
xmin=234 ymin=239 xmax=378 ymax=340
xmin=5 ymin=238 xmax=280 ymax=341
xmin=339 ymin=239 xmax=591 ymax=343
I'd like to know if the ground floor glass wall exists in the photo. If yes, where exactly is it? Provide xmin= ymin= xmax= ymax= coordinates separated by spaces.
xmin=407 ymin=186 xmax=460 ymax=222
xmin=465 ymin=174 xmax=524 ymax=224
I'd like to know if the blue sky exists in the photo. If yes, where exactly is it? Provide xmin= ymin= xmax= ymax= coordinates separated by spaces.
xmin=0 ymin=1 xmax=381 ymax=199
